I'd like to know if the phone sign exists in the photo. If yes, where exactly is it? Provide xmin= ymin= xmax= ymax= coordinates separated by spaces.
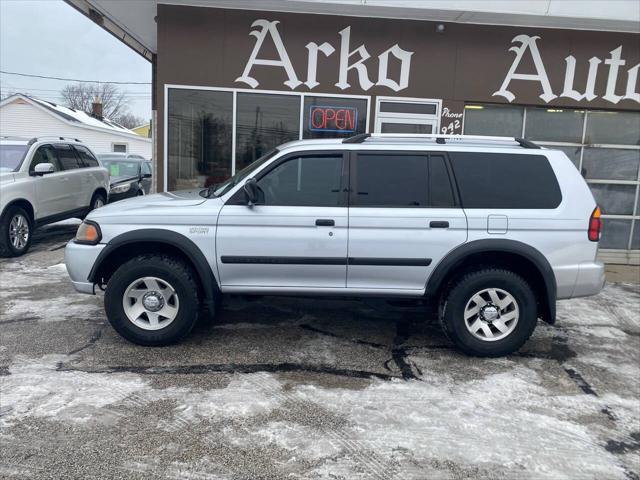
xmin=309 ymin=105 xmax=358 ymax=133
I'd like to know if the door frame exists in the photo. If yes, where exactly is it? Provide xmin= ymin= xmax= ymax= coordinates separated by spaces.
xmin=374 ymin=96 xmax=442 ymax=133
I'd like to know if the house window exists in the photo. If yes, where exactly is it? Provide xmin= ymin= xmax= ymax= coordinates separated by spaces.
xmin=112 ymin=143 xmax=128 ymax=153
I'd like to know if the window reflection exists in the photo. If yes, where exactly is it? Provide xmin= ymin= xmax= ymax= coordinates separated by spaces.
xmin=168 ymin=89 xmax=232 ymax=190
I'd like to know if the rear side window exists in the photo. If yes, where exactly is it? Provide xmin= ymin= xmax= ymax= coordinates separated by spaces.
xmin=74 ymin=145 xmax=99 ymax=167
xmin=55 ymin=145 xmax=82 ymax=170
xmin=449 ymin=152 xmax=562 ymax=209
xmin=353 ymin=154 xmax=429 ymax=207
xmin=429 ymin=155 xmax=455 ymax=207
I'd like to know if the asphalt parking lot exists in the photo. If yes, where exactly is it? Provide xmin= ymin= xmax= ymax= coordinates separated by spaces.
xmin=0 ymin=221 xmax=639 ymax=480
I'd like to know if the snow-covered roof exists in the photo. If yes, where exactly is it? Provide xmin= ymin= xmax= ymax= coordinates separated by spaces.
xmin=0 ymin=93 xmax=142 ymax=138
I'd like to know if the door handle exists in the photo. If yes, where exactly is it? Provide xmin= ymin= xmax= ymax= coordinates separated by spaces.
xmin=315 ymin=219 xmax=335 ymax=226
xmin=430 ymin=221 xmax=449 ymax=228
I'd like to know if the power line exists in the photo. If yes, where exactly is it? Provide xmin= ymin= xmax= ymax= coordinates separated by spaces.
xmin=0 ymin=70 xmax=151 ymax=85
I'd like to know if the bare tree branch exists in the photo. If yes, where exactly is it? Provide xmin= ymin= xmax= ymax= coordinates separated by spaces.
xmin=60 ymin=83 xmax=128 ymax=120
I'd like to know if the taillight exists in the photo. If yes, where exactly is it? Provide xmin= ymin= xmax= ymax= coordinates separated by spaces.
xmin=588 ymin=206 xmax=602 ymax=242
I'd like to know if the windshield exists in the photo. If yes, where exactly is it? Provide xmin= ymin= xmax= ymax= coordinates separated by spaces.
xmin=102 ymin=160 xmax=139 ymax=177
xmin=203 ymin=149 xmax=278 ymax=198
xmin=0 ymin=145 xmax=28 ymax=173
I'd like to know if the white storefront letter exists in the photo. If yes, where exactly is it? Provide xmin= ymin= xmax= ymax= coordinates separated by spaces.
xmin=304 ymin=42 xmax=335 ymax=89
xmin=235 ymin=20 xmax=302 ymax=89
xmin=623 ymin=64 xmax=640 ymax=103
xmin=493 ymin=34 xmax=557 ymax=103
xmin=560 ymin=55 xmax=601 ymax=101
xmin=376 ymin=44 xmax=414 ymax=92
xmin=335 ymin=27 xmax=374 ymax=91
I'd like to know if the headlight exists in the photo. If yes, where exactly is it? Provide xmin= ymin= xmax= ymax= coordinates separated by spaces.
xmin=75 ymin=220 xmax=102 ymax=245
xmin=110 ymin=182 xmax=132 ymax=194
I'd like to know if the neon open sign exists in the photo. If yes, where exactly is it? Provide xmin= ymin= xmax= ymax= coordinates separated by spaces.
xmin=309 ymin=105 xmax=358 ymax=133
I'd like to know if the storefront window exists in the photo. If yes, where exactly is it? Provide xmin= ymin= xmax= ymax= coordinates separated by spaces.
xmin=585 ymin=111 xmax=640 ymax=145
xmin=582 ymin=148 xmax=640 ymax=181
xmin=303 ymin=96 xmax=367 ymax=139
xmin=464 ymin=104 xmax=640 ymax=256
xmin=525 ymin=108 xmax=584 ymax=143
xmin=463 ymin=104 xmax=523 ymax=138
xmin=168 ymin=89 xmax=232 ymax=190
xmin=236 ymin=93 xmax=300 ymax=171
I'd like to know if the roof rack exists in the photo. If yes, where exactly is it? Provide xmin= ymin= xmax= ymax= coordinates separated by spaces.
xmin=342 ymin=133 xmax=541 ymax=149
xmin=27 ymin=136 xmax=83 ymax=146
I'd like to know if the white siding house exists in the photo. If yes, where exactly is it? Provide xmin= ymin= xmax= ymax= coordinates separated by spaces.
xmin=0 ymin=94 xmax=151 ymax=159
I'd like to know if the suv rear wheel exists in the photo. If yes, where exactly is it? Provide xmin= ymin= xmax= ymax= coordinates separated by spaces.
xmin=104 ymin=254 xmax=200 ymax=346
xmin=0 ymin=206 xmax=33 ymax=257
xmin=440 ymin=269 xmax=537 ymax=357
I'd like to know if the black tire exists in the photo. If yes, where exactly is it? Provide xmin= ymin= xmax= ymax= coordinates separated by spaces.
xmin=90 ymin=192 xmax=106 ymax=211
xmin=104 ymin=254 xmax=201 ymax=346
xmin=440 ymin=269 xmax=537 ymax=357
xmin=0 ymin=205 xmax=33 ymax=258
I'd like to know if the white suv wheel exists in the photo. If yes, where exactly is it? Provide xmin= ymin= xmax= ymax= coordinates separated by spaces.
xmin=9 ymin=213 xmax=30 ymax=250
xmin=463 ymin=288 xmax=519 ymax=342
xmin=122 ymin=276 xmax=180 ymax=331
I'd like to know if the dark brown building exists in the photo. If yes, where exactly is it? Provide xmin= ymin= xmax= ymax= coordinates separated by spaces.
xmin=68 ymin=1 xmax=640 ymax=263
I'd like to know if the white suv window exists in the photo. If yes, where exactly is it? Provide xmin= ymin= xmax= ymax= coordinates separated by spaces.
xmin=55 ymin=145 xmax=82 ymax=170
xmin=29 ymin=145 xmax=61 ymax=173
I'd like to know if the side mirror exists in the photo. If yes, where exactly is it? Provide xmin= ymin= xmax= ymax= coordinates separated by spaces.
xmin=33 ymin=163 xmax=55 ymax=176
xmin=243 ymin=177 xmax=259 ymax=206
xmin=142 ymin=172 xmax=152 ymax=179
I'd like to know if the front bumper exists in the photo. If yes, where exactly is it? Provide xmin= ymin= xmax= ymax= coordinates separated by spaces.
xmin=64 ymin=241 xmax=106 ymax=294
xmin=572 ymin=261 xmax=606 ymax=298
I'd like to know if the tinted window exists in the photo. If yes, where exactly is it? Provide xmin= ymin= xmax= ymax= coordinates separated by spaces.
xmin=74 ymin=145 xmax=99 ymax=167
xmin=449 ymin=153 xmax=561 ymax=209
xmin=54 ymin=145 xmax=81 ymax=170
xmin=256 ymin=155 xmax=343 ymax=206
xmin=353 ymin=154 xmax=428 ymax=207
xmin=142 ymin=162 xmax=152 ymax=175
xmin=30 ymin=145 xmax=61 ymax=172
xmin=429 ymin=155 xmax=455 ymax=207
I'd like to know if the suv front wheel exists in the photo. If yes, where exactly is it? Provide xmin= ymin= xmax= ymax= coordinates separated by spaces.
xmin=104 ymin=254 xmax=200 ymax=346
xmin=440 ymin=269 xmax=537 ymax=357
xmin=0 ymin=206 xmax=33 ymax=257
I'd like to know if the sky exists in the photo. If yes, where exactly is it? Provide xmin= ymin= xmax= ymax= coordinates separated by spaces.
xmin=0 ymin=0 xmax=151 ymax=120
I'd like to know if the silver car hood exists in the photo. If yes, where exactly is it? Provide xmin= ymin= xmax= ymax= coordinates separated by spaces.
xmin=88 ymin=189 xmax=209 ymax=219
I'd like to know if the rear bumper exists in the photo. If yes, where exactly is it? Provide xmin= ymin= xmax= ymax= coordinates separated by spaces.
xmin=572 ymin=261 xmax=606 ymax=298
xmin=64 ymin=241 xmax=105 ymax=295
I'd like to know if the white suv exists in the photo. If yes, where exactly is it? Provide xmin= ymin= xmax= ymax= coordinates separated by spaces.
xmin=65 ymin=134 xmax=605 ymax=357
xmin=0 ymin=136 xmax=109 ymax=257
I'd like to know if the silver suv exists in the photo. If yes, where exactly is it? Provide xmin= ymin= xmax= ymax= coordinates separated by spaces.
xmin=65 ymin=134 xmax=605 ymax=357
xmin=1 ymin=137 xmax=109 ymax=257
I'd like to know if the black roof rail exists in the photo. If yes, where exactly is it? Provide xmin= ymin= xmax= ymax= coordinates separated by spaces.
xmin=342 ymin=133 xmax=371 ymax=144
xmin=515 ymin=137 xmax=541 ymax=149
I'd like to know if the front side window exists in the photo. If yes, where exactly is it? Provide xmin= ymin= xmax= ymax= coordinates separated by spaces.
xmin=256 ymin=154 xmax=344 ymax=207
xmin=73 ymin=145 xmax=99 ymax=167
xmin=29 ymin=145 xmax=61 ymax=173
xmin=142 ymin=162 xmax=152 ymax=176
xmin=352 ymin=154 xmax=429 ymax=207
xmin=55 ymin=145 xmax=81 ymax=170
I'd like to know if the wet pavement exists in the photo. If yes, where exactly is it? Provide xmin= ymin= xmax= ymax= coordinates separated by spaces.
xmin=0 ymin=221 xmax=639 ymax=479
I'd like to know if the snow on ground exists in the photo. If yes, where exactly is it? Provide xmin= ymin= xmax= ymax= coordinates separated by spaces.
xmin=0 ymin=233 xmax=638 ymax=479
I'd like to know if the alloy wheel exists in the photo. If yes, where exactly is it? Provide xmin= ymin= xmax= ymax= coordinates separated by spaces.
xmin=9 ymin=213 xmax=29 ymax=251
xmin=463 ymin=287 xmax=519 ymax=342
